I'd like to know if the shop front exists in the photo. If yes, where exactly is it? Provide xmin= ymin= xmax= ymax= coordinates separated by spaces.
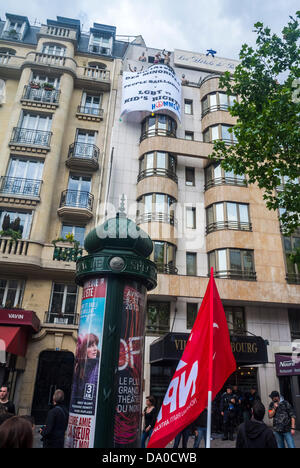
xmin=149 ymin=332 xmax=268 ymax=409
xmin=0 ymin=308 xmax=40 ymax=403
xmin=275 ymin=354 xmax=300 ymax=430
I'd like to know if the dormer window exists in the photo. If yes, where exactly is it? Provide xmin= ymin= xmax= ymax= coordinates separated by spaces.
xmin=2 ymin=19 xmax=24 ymax=41
xmin=89 ymin=34 xmax=112 ymax=55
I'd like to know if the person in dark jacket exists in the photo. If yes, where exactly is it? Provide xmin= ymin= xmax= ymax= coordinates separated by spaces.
xmin=40 ymin=389 xmax=69 ymax=448
xmin=141 ymin=396 xmax=157 ymax=448
xmin=0 ymin=385 xmax=15 ymax=415
xmin=192 ymin=409 xmax=208 ymax=448
xmin=220 ymin=386 xmax=237 ymax=441
xmin=236 ymin=400 xmax=277 ymax=449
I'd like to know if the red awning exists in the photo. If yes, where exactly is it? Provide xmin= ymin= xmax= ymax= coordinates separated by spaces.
xmin=0 ymin=326 xmax=28 ymax=357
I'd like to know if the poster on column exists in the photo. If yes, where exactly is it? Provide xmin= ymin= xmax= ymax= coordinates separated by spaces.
xmin=113 ymin=281 xmax=147 ymax=448
xmin=121 ymin=64 xmax=182 ymax=122
xmin=65 ymin=277 xmax=107 ymax=448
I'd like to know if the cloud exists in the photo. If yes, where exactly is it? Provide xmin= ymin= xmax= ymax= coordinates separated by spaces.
xmin=0 ymin=0 xmax=299 ymax=59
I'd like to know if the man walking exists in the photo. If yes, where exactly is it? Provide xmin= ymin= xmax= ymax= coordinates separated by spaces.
xmin=268 ymin=391 xmax=296 ymax=448
xmin=40 ymin=389 xmax=69 ymax=448
xmin=0 ymin=385 xmax=15 ymax=415
xmin=236 ymin=401 xmax=278 ymax=448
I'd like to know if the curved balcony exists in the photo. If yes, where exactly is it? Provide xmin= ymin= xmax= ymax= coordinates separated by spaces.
xmin=22 ymin=52 xmax=77 ymax=77
xmin=206 ymin=221 xmax=252 ymax=235
xmin=205 ymin=176 xmax=247 ymax=191
xmin=140 ymin=114 xmax=177 ymax=142
xmin=202 ymin=104 xmax=230 ymax=118
xmin=57 ymin=190 xmax=94 ymax=222
xmin=156 ymin=263 xmax=178 ymax=275
xmin=66 ymin=142 xmax=100 ymax=171
xmin=136 ymin=212 xmax=176 ymax=226
xmin=212 ymin=269 xmax=256 ymax=281
xmin=137 ymin=168 xmax=178 ymax=183
xmin=21 ymin=85 xmax=60 ymax=108
xmin=140 ymin=128 xmax=177 ymax=142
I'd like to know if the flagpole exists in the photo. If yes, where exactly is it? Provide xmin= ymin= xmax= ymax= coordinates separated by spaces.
xmin=206 ymin=268 xmax=214 ymax=448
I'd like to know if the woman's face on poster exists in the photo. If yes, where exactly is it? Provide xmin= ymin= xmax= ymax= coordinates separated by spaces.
xmin=87 ymin=341 xmax=98 ymax=359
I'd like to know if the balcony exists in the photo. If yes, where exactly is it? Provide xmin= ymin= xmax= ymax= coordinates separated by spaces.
xmin=206 ymin=221 xmax=252 ymax=235
xmin=76 ymin=105 xmax=104 ymax=122
xmin=202 ymin=104 xmax=231 ymax=118
xmin=75 ymin=67 xmax=111 ymax=91
xmin=1 ymin=30 xmax=22 ymax=42
xmin=0 ymin=177 xmax=42 ymax=205
xmin=205 ymin=176 xmax=247 ymax=191
xmin=136 ymin=212 xmax=177 ymax=226
xmin=21 ymin=85 xmax=60 ymax=109
xmin=9 ymin=128 xmax=52 ymax=153
xmin=22 ymin=52 xmax=77 ymax=78
xmin=140 ymin=128 xmax=177 ymax=143
xmin=212 ymin=270 xmax=257 ymax=281
xmin=44 ymin=310 xmax=79 ymax=326
xmin=155 ymin=263 xmax=178 ymax=275
xmin=66 ymin=142 xmax=100 ymax=171
xmin=137 ymin=168 xmax=178 ymax=184
xmin=37 ymin=25 xmax=78 ymax=43
xmin=57 ymin=190 xmax=94 ymax=222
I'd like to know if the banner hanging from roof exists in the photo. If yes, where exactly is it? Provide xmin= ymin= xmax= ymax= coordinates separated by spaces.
xmin=121 ymin=64 xmax=181 ymax=122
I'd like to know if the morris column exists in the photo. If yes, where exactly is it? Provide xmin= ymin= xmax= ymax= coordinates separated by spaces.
xmin=66 ymin=211 xmax=157 ymax=448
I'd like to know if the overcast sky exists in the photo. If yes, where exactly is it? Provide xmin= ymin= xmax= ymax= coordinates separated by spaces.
xmin=0 ymin=0 xmax=299 ymax=58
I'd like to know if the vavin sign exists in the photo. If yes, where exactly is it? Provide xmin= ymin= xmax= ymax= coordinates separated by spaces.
xmin=121 ymin=64 xmax=181 ymax=122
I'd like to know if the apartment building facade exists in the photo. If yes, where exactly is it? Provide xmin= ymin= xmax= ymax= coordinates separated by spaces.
xmin=0 ymin=12 xmax=299 ymax=429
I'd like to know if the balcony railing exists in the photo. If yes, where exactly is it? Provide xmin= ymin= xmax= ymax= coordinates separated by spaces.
xmin=77 ymin=105 xmax=104 ymax=118
xmin=30 ymin=52 xmax=66 ymax=67
xmin=10 ymin=127 xmax=52 ymax=147
xmin=1 ymin=30 xmax=22 ymax=41
xmin=81 ymin=67 xmax=110 ymax=81
xmin=0 ymin=177 xmax=42 ymax=197
xmin=206 ymin=221 xmax=252 ymax=234
xmin=0 ymin=237 xmax=29 ymax=256
xmin=205 ymin=176 xmax=247 ymax=191
xmin=286 ymin=273 xmax=300 ymax=284
xmin=68 ymin=142 xmax=100 ymax=162
xmin=212 ymin=270 xmax=257 ymax=281
xmin=202 ymin=104 xmax=231 ymax=118
xmin=137 ymin=168 xmax=178 ymax=183
xmin=53 ymin=245 xmax=83 ymax=262
xmin=155 ymin=263 xmax=178 ymax=275
xmin=22 ymin=85 xmax=60 ymax=104
xmin=44 ymin=311 xmax=79 ymax=326
xmin=88 ymin=44 xmax=111 ymax=56
xmin=140 ymin=128 xmax=177 ymax=142
xmin=45 ymin=26 xmax=71 ymax=38
xmin=136 ymin=212 xmax=176 ymax=226
xmin=60 ymin=190 xmax=94 ymax=210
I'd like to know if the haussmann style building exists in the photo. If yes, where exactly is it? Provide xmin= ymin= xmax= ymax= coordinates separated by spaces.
xmin=0 ymin=12 xmax=300 ymax=430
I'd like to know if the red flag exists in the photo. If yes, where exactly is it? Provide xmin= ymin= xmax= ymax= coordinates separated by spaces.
xmin=147 ymin=270 xmax=236 ymax=449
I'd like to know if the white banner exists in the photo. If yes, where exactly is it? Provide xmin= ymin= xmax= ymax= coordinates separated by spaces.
xmin=121 ymin=64 xmax=181 ymax=122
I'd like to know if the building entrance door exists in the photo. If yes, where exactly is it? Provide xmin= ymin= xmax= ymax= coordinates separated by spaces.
xmin=31 ymin=351 xmax=74 ymax=425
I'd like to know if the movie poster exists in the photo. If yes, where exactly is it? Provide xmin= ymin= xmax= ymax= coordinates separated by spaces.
xmin=65 ymin=277 xmax=107 ymax=448
xmin=113 ymin=281 xmax=147 ymax=448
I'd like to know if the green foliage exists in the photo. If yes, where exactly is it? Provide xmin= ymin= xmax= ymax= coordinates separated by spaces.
xmin=210 ymin=12 xmax=300 ymax=235
xmin=0 ymin=229 xmax=22 ymax=242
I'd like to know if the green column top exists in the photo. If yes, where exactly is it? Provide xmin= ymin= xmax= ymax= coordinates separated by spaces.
xmin=76 ymin=212 xmax=157 ymax=290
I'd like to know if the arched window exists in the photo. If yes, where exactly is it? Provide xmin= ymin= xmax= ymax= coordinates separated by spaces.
xmin=88 ymin=61 xmax=107 ymax=70
xmin=0 ymin=48 xmax=16 ymax=56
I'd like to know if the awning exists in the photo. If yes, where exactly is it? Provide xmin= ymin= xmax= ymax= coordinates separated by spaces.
xmin=0 ymin=326 xmax=28 ymax=357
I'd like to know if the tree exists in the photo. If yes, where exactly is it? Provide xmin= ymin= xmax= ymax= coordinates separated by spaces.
xmin=210 ymin=12 xmax=300 ymax=236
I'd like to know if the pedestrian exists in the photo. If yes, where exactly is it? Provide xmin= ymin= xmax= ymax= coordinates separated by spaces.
xmin=192 ymin=408 xmax=208 ymax=448
xmin=173 ymin=425 xmax=191 ymax=448
xmin=236 ymin=400 xmax=278 ymax=448
xmin=0 ymin=384 xmax=15 ymax=414
xmin=220 ymin=385 xmax=236 ymax=441
xmin=0 ymin=416 xmax=33 ymax=448
xmin=141 ymin=396 xmax=157 ymax=448
xmin=268 ymin=390 xmax=296 ymax=449
xmin=248 ymin=386 xmax=261 ymax=408
xmin=233 ymin=385 xmax=243 ymax=425
xmin=40 ymin=389 xmax=69 ymax=448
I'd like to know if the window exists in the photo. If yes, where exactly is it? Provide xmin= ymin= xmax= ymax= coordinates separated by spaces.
xmin=284 ymin=236 xmax=300 ymax=283
xmin=80 ymin=93 xmax=102 ymax=115
xmin=66 ymin=174 xmax=92 ymax=208
xmin=201 ymin=92 xmax=237 ymax=116
xmin=0 ymin=48 xmax=16 ymax=64
xmin=138 ymin=152 xmax=177 ymax=182
xmin=205 ymin=162 xmax=246 ymax=190
xmin=48 ymin=283 xmax=78 ymax=325
xmin=0 ymin=279 xmax=25 ymax=308
xmin=42 ymin=44 xmax=66 ymax=56
xmin=208 ymin=249 xmax=256 ymax=280
xmin=74 ymin=130 xmax=98 ymax=158
xmin=141 ymin=114 xmax=177 ymax=140
xmin=1 ymin=157 xmax=44 ymax=197
xmin=186 ymin=207 xmax=196 ymax=229
xmin=184 ymin=99 xmax=193 ymax=115
xmin=186 ymin=252 xmax=197 ymax=276
xmin=150 ymin=241 xmax=177 ymax=274
xmin=288 ymin=309 xmax=300 ymax=340
xmin=89 ymin=34 xmax=112 ymax=55
xmin=185 ymin=131 xmax=194 ymax=141
xmin=0 ymin=209 xmax=32 ymax=238
xmin=137 ymin=193 xmax=176 ymax=225
xmin=185 ymin=167 xmax=195 ymax=186
xmin=202 ymin=124 xmax=236 ymax=144
xmin=224 ymin=306 xmax=246 ymax=334
xmin=146 ymin=302 xmax=170 ymax=335
xmin=31 ymin=73 xmax=60 ymax=89
xmin=61 ymin=225 xmax=85 ymax=247
xmin=187 ymin=303 xmax=198 ymax=329
xmin=206 ymin=202 xmax=251 ymax=233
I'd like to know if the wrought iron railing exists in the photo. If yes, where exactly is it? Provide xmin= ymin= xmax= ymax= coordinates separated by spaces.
xmin=205 ymin=176 xmax=247 ymax=191
xmin=140 ymin=128 xmax=177 ymax=142
xmin=0 ymin=176 xmax=42 ymax=197
xmin=206 ymin=221 xmax=252 ymax=234
xmin=10 ymin=127 xmax=52 ymax=147
xmin=22 ymin=85 xmax=60 ymax=104
xmin=45 ymin=311 xmax=79 ymax=326
xmin=68 ymin=142 xmax=100 ymax=162
xmin=155 ymin=263 xmax=178 ymax=275
xmin=60 ymin=190 xmax=94 ymax=210
xmin=136 ymin=212 xmax=177 ymax=226
xmin=53 ymin=245 xmax=83 ymax=262
xmin=77 ymin=105 xmax=104 ymax=117
xmin=212 ymin=270 xmax=257 ymax=281
xmin=137 ymin=168 xmax=178 ymax=183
